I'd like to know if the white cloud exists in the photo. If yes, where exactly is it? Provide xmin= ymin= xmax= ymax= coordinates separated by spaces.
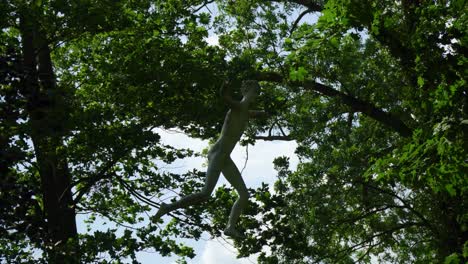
xmin=198 ymin=240 xmax=255 ymax=264
xmin=229 ymin=140 xmax=298 ymax=189
xmin=138 ymin=129 xmax=298 ymax=264
xmin=154 ymin=128 xmax=207 ymax=173
xmin=155 ymin=128 xmax=299 ymax=190
xmin=205 ymin=34 xmax=219 ymax=46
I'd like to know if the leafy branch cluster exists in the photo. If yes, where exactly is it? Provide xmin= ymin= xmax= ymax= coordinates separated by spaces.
xmin=1 ymin=0 xmax=466 ymax=263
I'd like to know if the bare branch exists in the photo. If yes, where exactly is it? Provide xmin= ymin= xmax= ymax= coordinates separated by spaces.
xmin=253 ymin=135 xmax=293 ymax=141
xmin=73 ymin=126 xmax=158 ymax=204
xmin=72 ymin=148 xmax=131 ymax=204
xmin=361 ymin=182 xmax=436 ymax=232
xmin=326 ymin=222 xmax=422 ymax=263
xmin=332 ymin=205 xmax=405 ymax=226
xmin=277 ymin=123 xmax=288 ymax=137
xmin=269 ymin=0 xmax=323 ymax=12
xmin=268 ymin=124 xmax=274 ymax=137
xmin=256 ymin=71 xmax=413 ymax=137
xmin=240 ymin=145 xmax=249 ymax=175
xmin=289 ymin=8 xmax=314 ymax=36
xmin=116 ymin=176 xmax=206 ymax=227
xmin=192 ymin=0 xmax=215 ymax=13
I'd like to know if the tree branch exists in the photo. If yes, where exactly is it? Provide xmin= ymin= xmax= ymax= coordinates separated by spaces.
xmin=361 ymin=182 xmax=436 ymax=233
xmin=269 ymin=0 xmax=323 ymax=12
xmin=192 ymin=0 xmax=215 ymax=13
xmin=332 ymin=205 xmax=404 ymax=226
xmin=325 ymin=221 xmax=422 ymax=263
xmin=72 ymin=149 xmax=130 ymax=204
xmin=256 ymin=71 xmax=413 ymax=137
xmin=277 ymin=123 xmax=288 ymax=137
xmin=289 ymin=8 xmax=314 ymax=36
xmin=253 ymin=135 xmax=293 ymax=141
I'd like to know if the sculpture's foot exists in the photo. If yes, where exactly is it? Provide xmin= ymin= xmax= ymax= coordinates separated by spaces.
xmin=223 ymin=226 xmax=244 ymax=239
xmin=153 ymin=203 xmax=170 ymax=221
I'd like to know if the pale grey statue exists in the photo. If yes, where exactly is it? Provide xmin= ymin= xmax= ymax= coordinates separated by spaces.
xmin=155 ymin=80 xmax=262 ymax=238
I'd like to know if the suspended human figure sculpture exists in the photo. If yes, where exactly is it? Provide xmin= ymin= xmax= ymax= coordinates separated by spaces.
xmin=155 ymin=80 xmax=262 ymax=237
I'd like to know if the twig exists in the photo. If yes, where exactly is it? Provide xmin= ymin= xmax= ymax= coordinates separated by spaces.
xmin=240 ymin=144 xmax=249 ymax=175
xmin=289 ymin=8 xmax=313 ymax=36
xmin=253 ymin=135 xmax=292 ymax=141
xmin=277 ymin=124 xmax=288 ymax=137
xmin=72 ymin=148 xmax=130 ymax=204
xmin=192 ymin=0 xmax=215 ymax=13
xmin=359 ymin=182 xmax=435 ymax=232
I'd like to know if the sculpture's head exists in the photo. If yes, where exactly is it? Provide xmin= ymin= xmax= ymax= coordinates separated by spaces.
xmin=241 ymin=80 xmax=260 ymax=100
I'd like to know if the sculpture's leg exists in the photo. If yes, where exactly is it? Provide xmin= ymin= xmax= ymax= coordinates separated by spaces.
xmin=154 ymin=154 xmax=224 ymax=219
xmin=222 ymin=157 xmax=250 ymax=238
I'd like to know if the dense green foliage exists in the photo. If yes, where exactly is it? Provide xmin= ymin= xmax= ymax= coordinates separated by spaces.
xmin=1 ymin=0 xmax=466 ymax=263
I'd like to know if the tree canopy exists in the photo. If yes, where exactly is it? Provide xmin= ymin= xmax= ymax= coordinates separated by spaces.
xmin=1 ymin=0 xmax=466 ymax=263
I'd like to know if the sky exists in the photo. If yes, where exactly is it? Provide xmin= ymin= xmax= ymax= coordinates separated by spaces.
xmin=76 ymin=126 xmax=299 ymax=264
xmin=135 ymin=128 xmax=299 ymax=264
xmin=132 ymin=29 xmax=301 ymax=262
xmin=77 ymin=11 xmax=305 ymax=263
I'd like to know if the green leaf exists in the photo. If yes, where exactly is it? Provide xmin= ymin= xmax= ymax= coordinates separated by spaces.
xmin=417 ymin=76 xmax=425 ymax=88
xmin=330 ymin=36 xmax=339 ymax=48
xmin=463 ymin=241 xmax=468 ymax=258
xmin=289 ymin=66 xmax=308 ymax=81
xmin=445 ymin=184 xmax=457 ymax=196
xmin=444 ymin=253 xmax=460 ymax=264
xmin=34 ymin=0 xmax=42 ymax=7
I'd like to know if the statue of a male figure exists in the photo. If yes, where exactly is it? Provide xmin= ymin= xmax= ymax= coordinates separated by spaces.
xmin=155 ymin=80 xmax=261 ymax=237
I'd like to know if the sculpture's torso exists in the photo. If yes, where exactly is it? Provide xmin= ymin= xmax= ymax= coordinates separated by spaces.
xmin=208 ymin=106 xmax=249 ymax=160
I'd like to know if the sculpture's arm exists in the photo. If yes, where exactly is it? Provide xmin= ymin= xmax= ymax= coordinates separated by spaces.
xmin=220 ymin=81 xmax=241 ymax=109
xmin=249 ymin=110 xmax=269 ymax=119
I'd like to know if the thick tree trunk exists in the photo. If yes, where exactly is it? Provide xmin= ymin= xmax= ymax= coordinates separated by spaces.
xmin=20 ymin=14 xmax=79 ymax=263
xmin=436 ymin=194 xmax=468 ymax=263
